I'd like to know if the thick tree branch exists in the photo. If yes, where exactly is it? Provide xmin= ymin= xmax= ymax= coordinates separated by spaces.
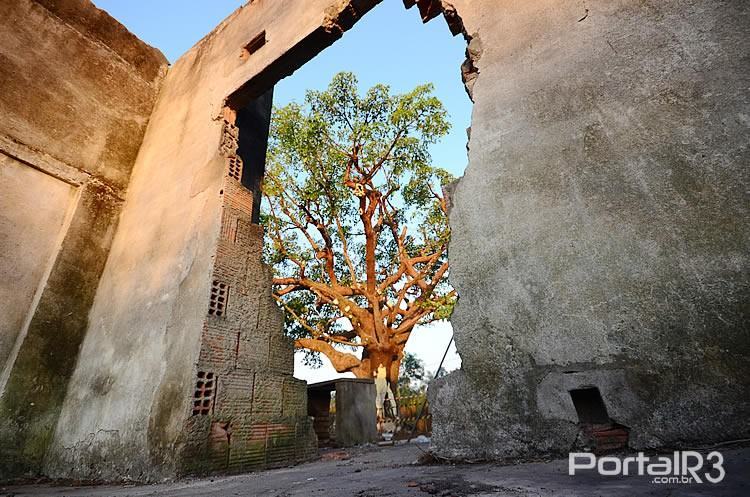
xmin=295 ymin=338 xmax=362 ymax=373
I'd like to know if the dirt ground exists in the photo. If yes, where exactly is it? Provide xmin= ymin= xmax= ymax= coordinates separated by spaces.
xmin=3 ymin=444 xmax=748 ymax=496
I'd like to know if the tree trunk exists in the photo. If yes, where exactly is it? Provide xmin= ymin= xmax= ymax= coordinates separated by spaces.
xmin=357 ymin=342 xmax=402 ymax=393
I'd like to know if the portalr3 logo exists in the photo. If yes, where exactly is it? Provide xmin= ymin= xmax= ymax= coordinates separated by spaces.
xmin=569 ymin=451 xmax=726 ymax=484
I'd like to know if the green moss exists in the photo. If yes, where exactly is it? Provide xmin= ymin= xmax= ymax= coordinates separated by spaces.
xmin=0 ymin=185 xmax=121 ymax=480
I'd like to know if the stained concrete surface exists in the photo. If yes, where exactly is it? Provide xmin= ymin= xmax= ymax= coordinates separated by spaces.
xmin=2 ymin=0 xmax=749 ymax=484
xmin=3 ymin=444 xmax=749 ymax=496
xmin=0 ymin=0 xmax=167 ymax=477
xmin=0 ymin=154 xmax=77 ymax=370
xmin=432 ymin=0 xmax=750 ymax=460
xmin=43 ymin=0 xmax=380 ymax=481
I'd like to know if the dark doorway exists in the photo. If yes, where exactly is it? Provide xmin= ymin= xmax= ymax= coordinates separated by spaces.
xmin=235 ymin=88 xmax=273 ymax=224
xmin=569 ymin=387 xmax=610 ymax=425
xmin=569 ymin=386 xmax=629 ymax=453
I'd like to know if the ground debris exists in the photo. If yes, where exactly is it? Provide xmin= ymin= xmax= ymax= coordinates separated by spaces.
xmin=356 ymin=488 xmax=396 ymax=497
xmin=416 ymin=476 xmax=502 ymax=496
xmin=320 ymin=449 xmax=351 ymax=461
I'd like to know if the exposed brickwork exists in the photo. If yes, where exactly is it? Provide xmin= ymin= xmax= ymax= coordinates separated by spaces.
xmin=282 ymin=377 xmax=308 ymax=418
xmin=192 ymin=372 xmax=217 ymax=416
xmin=179 ymin=118 xmax=316 ymax=476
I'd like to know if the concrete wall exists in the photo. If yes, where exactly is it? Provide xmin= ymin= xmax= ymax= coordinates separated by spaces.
xmin=430 ymin=0 xmax=750 ymax=459
xmin=0 ymin=155 xmax=78 ymax=371
xmin=0 ymin=0 xmax=167 ymax=478
xmin=43 ymin=0 xmax=382 ymax=482
xmin=334 ymin=380 xmax=377 ymax=447
xmin=0 ymin=0 xmax=166 ymax=192
xmin=3 ymin=0 xmax=748 ymax=481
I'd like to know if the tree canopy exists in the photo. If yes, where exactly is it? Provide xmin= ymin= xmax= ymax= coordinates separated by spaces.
xmin=262 ymin=72 xmax=456 ymax=386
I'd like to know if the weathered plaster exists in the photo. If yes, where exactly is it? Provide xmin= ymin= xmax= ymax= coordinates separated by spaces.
xmin=0 ymin=154 xmax=78 ymax=379
xmin=431 ymin=0 xmax=750 ymax=460
xmin=0 ymin=0 xmax=166 ymax=191
xmin=2 ymin=0 xmax=748 ymax=481
xmin=0 ymin=0 xmax=167 ymax=479
xmin=43 ymin=0 xmax=382 ymax=482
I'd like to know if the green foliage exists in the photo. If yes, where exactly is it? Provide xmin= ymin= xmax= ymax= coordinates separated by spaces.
xmin=262 ymin=72 xmax=456 ymax=359
xmin=398 ymin=352 xmax=426 ymax=393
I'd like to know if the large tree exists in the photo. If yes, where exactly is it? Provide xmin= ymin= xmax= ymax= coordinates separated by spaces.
xmin=262 ymin=72 xmax=456 ymax=389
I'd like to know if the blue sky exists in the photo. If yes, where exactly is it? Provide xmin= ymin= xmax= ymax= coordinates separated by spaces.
xmin=93 ymin=0 xmax=467 ymax=380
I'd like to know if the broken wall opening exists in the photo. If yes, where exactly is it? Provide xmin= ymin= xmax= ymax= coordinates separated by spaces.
xmin=569 ymin=387 xmax=609 ymax=425
xmin=235 ymin=89 xmax=274 ymax=224
xmin=221 ymin=0 xmax=473 ymax=456
xmin=569 ymin=387 xmax=629 ymax=453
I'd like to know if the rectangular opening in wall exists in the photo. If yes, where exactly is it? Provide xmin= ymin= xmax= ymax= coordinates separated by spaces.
xmin=569 ymin=387 xmax=610 ymax=425
xmin=241 ymin=31 xmax=266 ymax=60
xmin=306 ymin=386 xmax=335 ymax=447
xmin=234 ymin=88 xmax=273 ymax=223
xmin=227 ymin=156 xmax=243 ymax=181
xmin=570 ymin=386 xmax=630 ymax=452
xmin=209 ymin=280 xmax=229 ymax=317
xmin=193 ymin=371 xmax=217 ymax=416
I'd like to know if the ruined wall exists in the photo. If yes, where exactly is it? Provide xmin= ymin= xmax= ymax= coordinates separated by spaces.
xmin=5 ymin=0 xmax=748 ymax=481
xmin=178 ymin=107 xmax=316 ymax=476
xmin=334 ymin=380 xmax=378 ymax=447
xmin=43 ymin=0 xmax=381 ymax=482
xmin=0 ymin=0 xmax=167 ymax=478
xmin=431 ymin=0 xmax=750 ymax=459
xmin=0 ymin=155 xmax=77 ymax=372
